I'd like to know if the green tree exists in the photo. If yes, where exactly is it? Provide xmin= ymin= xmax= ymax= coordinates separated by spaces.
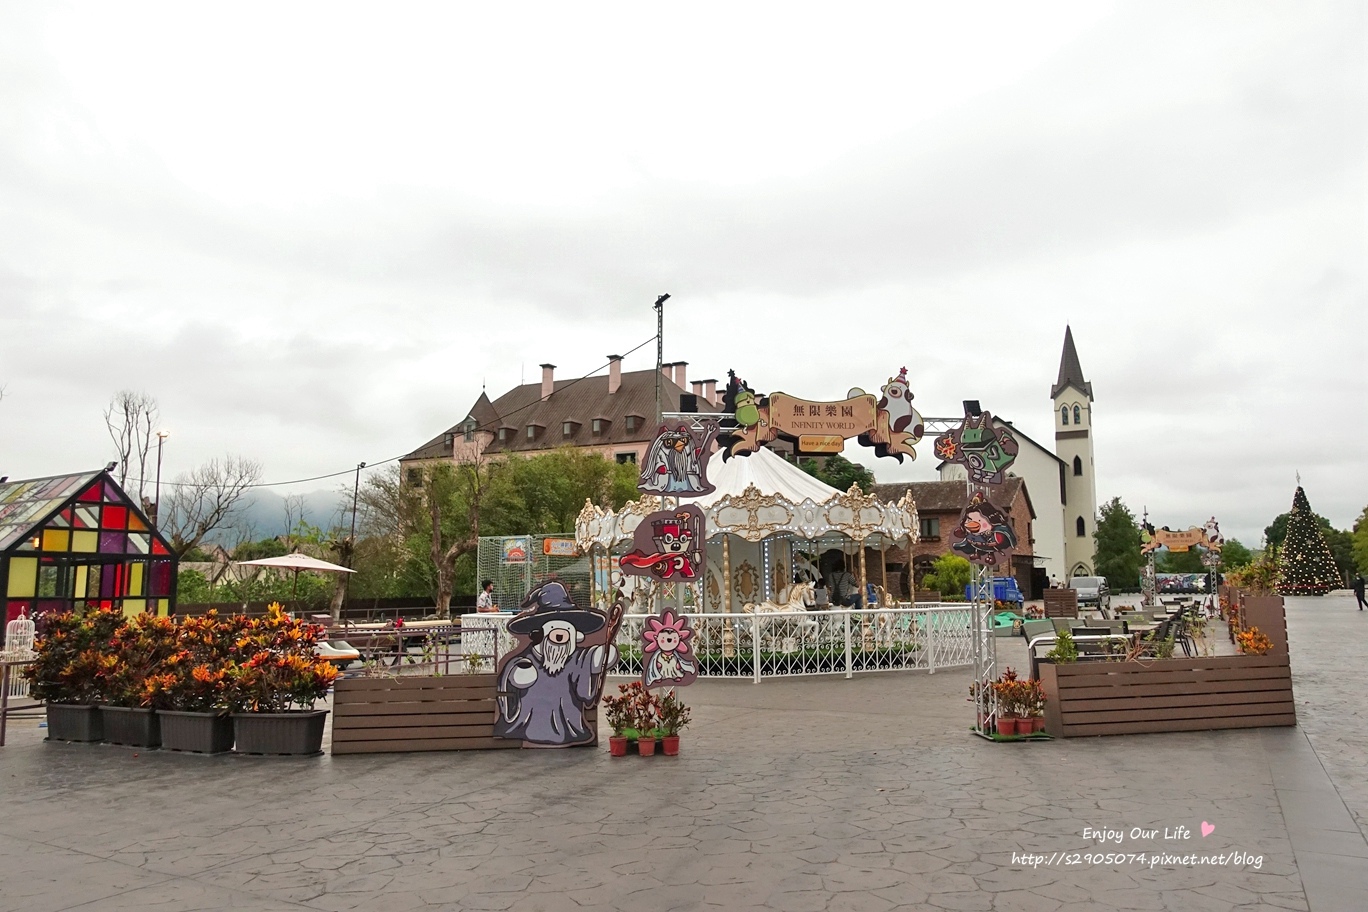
xmin=176 ymin=569 xmax=214 ymax=604
xmin=1219 ymin=539 xmax=1253 ymax=571
xmin=233 ymin=537 xmax=288 ymax=561
xmin=798 ymin=453 xmax=875 ymax=493
xmin=1093 ymin=497 xmax=1142 ymax=592
xmin=1277 ymin=486 xmax=1341 ymax=595
xmin=922 ymin=553 xmax=972 ymax=597
xmin=1156 ymin=548 xmax=1205 ymax=573
xmin=1353 ymin=506 xmax=1368 ymax=575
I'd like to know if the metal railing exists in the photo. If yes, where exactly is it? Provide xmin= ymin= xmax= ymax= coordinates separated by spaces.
xmin=612 ymin=604 xmax=975 ymax=682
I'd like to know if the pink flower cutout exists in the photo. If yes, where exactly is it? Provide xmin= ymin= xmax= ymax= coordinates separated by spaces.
xmin=642 ymin=610 xmax=692 ymax=656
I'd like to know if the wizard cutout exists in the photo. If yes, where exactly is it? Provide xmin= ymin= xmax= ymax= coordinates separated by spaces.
xmin=949 ymin=491 xmax=1018 ymax=567
xmin=638 ymin=421 xmax=719 ymax=498
xmin=494 ymin=580 xmax=624 ymax=747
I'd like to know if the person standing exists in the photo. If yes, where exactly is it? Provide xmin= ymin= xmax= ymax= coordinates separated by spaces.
xmin=1354 ymin=574 xmax=1366 ymax=611
xmin=476 ymin=579 xmax=497 ymax=613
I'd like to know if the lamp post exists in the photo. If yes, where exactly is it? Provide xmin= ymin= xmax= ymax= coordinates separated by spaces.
xmin=337 ymin=461 xmax=366 ymax=624
xmin=154 ymin=430 xmax=170 ymax=528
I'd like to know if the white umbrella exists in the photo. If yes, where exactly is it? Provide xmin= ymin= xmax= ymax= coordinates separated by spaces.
xmin=236 ymin=552 xmax=355 ymax=610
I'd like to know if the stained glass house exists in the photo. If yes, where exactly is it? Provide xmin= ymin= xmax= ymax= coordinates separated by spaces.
xmin=0 ymin=470 xmax=177 ymax=623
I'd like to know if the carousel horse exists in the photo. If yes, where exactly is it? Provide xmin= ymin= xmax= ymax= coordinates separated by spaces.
xmin=742 ymin=582 xmax=820 ymax=651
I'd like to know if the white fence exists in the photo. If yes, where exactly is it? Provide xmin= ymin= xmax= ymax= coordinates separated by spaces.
xmin=613 ymin=604 xmax=975 ymax=682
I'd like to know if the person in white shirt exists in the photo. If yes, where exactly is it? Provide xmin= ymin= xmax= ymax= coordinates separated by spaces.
xmin=476 ymin=580 xmax=497 ymax=612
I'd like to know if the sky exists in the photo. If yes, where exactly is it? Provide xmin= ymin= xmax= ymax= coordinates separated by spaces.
xmin=1 ymin=2 xmax=1364 ymax=547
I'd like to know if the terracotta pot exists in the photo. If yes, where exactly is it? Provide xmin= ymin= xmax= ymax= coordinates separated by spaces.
xmin=609 ymin=736 xmax=629 ymax=757
xmin=1032 ymin=716 xmax=1046 ymax=733
xmin=637 ymin=736 xmax=657 ymax=757
xmin=662 ymin=735 xmax=680 ymax=756
xmin=996 ymin=716 xmax=1019 ymax=737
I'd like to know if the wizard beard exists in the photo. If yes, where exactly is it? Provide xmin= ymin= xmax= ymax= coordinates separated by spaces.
xmin=540 ymin=640 xmax=574 ymax=675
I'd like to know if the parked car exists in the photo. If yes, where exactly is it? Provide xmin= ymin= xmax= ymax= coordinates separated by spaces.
xmin=1068 ymin=576 xmax=1111 ymax=610
xmin=963 ymin=576 xmax=1025 ymax=609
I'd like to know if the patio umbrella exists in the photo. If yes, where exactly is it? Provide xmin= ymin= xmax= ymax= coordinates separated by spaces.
xmin=236 ymin=552 xmax=355 ymax=612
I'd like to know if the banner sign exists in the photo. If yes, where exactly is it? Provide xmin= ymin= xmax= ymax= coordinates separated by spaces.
xmin=1141 ymin=519 xmax=1223 ymax=554
xmin=542 ymin=538 xmax=577 ymax=557
xmin=501 ymin=538 xmax=530 ymax=564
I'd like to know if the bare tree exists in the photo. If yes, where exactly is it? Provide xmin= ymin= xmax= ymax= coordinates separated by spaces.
xmin=160 ymin=456 xmax=263 ymax=557
xmin=104 ymin=391 xmax=159 ymax=502
xmin=283 ymin=493 xmax=308 ymax=550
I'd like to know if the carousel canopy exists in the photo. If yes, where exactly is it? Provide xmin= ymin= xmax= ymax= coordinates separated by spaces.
xmin=576 ymin=446 xmax=918 ymax=550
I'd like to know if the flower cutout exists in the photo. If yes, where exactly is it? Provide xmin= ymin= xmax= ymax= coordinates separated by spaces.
xmin=642 ymin=610 xmax=692 ymax=656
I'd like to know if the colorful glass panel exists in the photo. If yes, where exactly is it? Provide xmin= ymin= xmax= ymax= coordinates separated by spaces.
xmin=128 ymin=562 xmax=145 ymax=597
xmin=104 ymin=481 xmax=121 ymax=502
xmin=14 ymin=536 xmax=37 ymax=552
xmin=52 ymin=509 xmax=72 ymax=529
xmin=127 ymin=513 xmax=147 ymax=532
xmin=6 ymin=601 xmax=32 ymax=624
xmin=99 ymin=530 xmax=127 ymax=554
xmin=42 ymin=528 xmax=70 ymax=552
xmin=121 ymin=600 xmax=145 ymax=617
xmin=151 ymin=539 xmax=169 ymax=556
xmin=77 ymin=483 xmax=102 ymax=502
xmin=6 ymin=557 xmax=37 ymax=597
xmin=127 ymin=533 xmax=150 ymax=555
xmin=72 ymin=530 xmax=98 ymax=553
xmin=74 ymin=565 xmax=89 ymax=599
xmin=150 ymin=560 xmax=172 ymax=597
xmin=74 ymin=505 xmax=98 ymax=529
xmin=102 ymin=505 xmax=128 ymax=529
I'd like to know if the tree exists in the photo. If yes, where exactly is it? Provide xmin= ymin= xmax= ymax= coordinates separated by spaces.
xmin=234 ymin=537 xmax=288 ymax=561
xmin=1276 ymin=486 xmax=1341 ymax=595
xmin=104 ymin=390 xmax=159 ymax=504
xmin=922 ymin=553 xmax=972 ymax=597
xmin=1093 ymin=497 xmax=1142 ymax=592
xmin=1353 ymin=506 xmax=1368 ymax=575
xmin=160 ymin=456 xmax=263 ymax=557
xmin=1219 ymin=539 xmax=1253 ymax=571
xmin=798 ymin=453 xmax=875 ymax=493
xmin=1156 ymin=548 xmax=1205 ymax=573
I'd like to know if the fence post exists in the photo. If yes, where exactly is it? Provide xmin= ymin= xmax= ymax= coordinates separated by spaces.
xmin=927 ymin=608 xmax=936 ymax=674
xmin=752 ymin=613 xmax=761 ymax=684
xmin=843 ymin=610 xmax=853 ymax=679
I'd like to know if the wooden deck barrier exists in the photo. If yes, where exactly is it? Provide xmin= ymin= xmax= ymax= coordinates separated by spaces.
xmin=1039 ymin=654 xmax=1295 ymax=738
xmin=1043 ymin=589 xmax=1079 ymax=618
xmin=331 ymin=673 xmax=599 ymax=754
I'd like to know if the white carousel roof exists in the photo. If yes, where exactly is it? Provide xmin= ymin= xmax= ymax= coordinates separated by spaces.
xmin=576 ymin=447 xmax=918 ymax=550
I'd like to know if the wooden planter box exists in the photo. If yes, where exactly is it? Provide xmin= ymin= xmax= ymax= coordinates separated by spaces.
xmin=1039 ymin=654 xmax=1295 ymax=738
xmin=332 ymin=675 xmax=522 ymax=754
xmin=1043 ymin=589 xmax=1078 ymax=618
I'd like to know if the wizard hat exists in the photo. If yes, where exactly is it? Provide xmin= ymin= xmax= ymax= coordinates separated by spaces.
xmin=507 ymin=580 xmax=607 ymax=636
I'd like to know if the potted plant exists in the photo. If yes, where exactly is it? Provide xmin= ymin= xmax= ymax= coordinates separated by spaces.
xmin=101 ymin=613 xmax=179 ymax=748
xmin=226 ymin=604 xmax=338 ymax=755
xmin=1026 ymin=678 xmax=1046 ymax=733
xmin=656 ymin=689 xmax=691 ymax=756
xmin=630 ymin=684 xmax=660 ymax=756
xmin=991 ymin=668 xmax=1023 ymax=736
xmin=602 ymin=684 xmax=635 ymax=757
xmin=1044 ymin=629 xmax=1078 ymax=664
xmin=1236 ymin=626 xmax=1272 ymax=656
xmin=24 ymin=607 xmax=122 ymax=742
xmin=157 ymin=612 xmax=241 ymax=753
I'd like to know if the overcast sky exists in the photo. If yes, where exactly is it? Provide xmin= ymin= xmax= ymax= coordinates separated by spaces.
xmin=1 ymin=2 xmax=1364 ymax=546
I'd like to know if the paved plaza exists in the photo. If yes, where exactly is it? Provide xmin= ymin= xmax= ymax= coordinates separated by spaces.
xmin=1 ymin=595 xmax=1364 ymax=912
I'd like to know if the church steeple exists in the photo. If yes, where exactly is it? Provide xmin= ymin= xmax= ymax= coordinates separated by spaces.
xmin=1051 ymin=325 xmax=1093 ymax=401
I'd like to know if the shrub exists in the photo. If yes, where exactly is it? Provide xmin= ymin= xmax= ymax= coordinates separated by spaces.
xmin=24 ymin=607 xmax=124 ymax=705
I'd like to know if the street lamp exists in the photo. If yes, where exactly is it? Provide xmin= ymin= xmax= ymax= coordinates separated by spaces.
xmin=154 ymin=430 xmax=170 ymax=528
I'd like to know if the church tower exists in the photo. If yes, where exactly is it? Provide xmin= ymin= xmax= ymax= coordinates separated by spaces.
xmin=1052 ymin=326 xmax=1098 ymax=578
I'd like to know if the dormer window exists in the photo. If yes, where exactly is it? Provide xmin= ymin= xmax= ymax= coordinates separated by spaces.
xmin=625 ymin=415 xmax=641 ymax=432
xmin=592 ymin=418 xmax=604 ymax=435
xmin=443 ymin=432 xmax=455 ymax=450
xmin=498 ymin=427 xmax=510 ymax=442
xmin=563 ymin=421 xmax=580 ymax=438
xmin=527 ymin=425 xmax=537 ymax=439
xmin=462 ymin=419 xmax=475 ymax=442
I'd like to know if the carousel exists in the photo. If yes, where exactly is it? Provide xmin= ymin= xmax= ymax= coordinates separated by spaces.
xmin=575 ymin=448 xmax=954 ymax=679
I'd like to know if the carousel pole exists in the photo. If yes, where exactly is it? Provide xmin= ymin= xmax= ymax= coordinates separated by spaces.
xmin=722 ymin=532 xmax=735 ymax=658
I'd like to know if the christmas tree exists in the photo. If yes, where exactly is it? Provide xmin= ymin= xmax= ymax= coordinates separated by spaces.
xmin=1276 ymin=486 xmax=1340 ymax=596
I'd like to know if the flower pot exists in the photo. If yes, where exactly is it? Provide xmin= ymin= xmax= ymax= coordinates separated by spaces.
xmin=160 ymin=711 xmax=234 ymax=754
xmin=661 ymin=735 xmax=680 ymax=756
xmin=609 ymin=736 xmax=629 ymax=757
xmin=45 ymin=704 xmax=102 ymax=743
xmin=231 ymin=710 xmax=328 ymax=756
xmin=995 ymin=716 xmax=1019 ymax=737
xmin=101 ymin=706 xmax=161 ymax=748
xmin=637 ymin=736 xmax=657 ymax=757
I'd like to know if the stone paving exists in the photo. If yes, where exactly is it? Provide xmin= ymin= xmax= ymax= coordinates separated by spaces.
xmin=0 ymin=595 xmax=1364 ymax=911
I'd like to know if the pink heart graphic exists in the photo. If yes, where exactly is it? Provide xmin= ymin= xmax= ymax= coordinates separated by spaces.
xmin=1201 ymin=821 xmax=1215 ymax=838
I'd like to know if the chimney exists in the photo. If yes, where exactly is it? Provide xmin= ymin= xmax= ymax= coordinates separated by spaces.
xmin=691 ymin=381 xmax=704 ymax=400
xmin=540 ymin=363 xmax=556 ymax=400
xmin=661 ymin=361 xmax=675 ymax=384
xmin=702 ymin=379 xmax=717 ymax=406
xmin=673 ymin=361 xmax=688 ymax=389
xmin=607 ymin=355 xmax=622 ymax=394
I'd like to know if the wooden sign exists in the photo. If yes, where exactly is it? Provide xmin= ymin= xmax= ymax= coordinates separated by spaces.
xmin=1141 ymin=518 xmax=1223 ymax=554
xmin=641 ymin=609 xmax=698 ymax=689
xmin=618 ymin=505 xmax=706 ymax=582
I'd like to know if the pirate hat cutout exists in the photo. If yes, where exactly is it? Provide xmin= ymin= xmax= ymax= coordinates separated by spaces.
xmin=507 ymin=580 xmax=607 ymax=636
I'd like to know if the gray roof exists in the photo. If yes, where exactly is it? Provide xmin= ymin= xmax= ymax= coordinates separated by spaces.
xmin=403 ymin=368 xmax=694 ymax=460
xmin=1051 ymin=325 xmax=1093 ymax=400
xmin=873 ymin=477 xmax=1034 ymax=519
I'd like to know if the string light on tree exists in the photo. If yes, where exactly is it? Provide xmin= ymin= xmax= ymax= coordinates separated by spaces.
xmin=1276 ymin=485 xmax=1340 ymax=596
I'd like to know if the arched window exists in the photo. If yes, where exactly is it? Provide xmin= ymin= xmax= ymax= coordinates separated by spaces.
xmin=1073 ymin=455 xmax=1083 ymax=476
xmin=1076 ymin=516 xmax=1086 ymax=537
xmin=1060 ymin=406 xmax=1069 ymax=426
xmin=1073 ymin=405 xmax=1081 ymax=424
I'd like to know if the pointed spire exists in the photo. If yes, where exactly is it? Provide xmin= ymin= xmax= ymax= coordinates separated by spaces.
xmin=1051 ymin=325 xmax=1093 ymax=401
